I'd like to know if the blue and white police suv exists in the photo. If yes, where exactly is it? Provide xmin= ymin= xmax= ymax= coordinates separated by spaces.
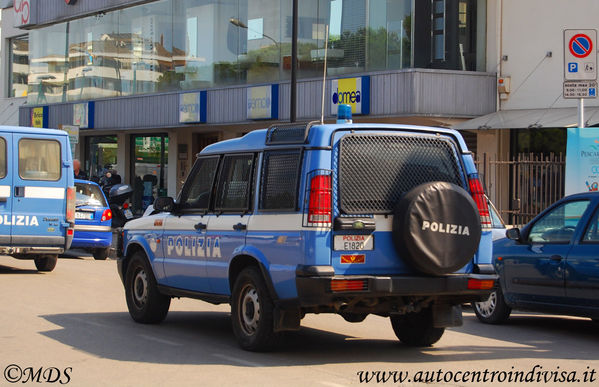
xmin=118 ymin=109 xmax=496 ymax=351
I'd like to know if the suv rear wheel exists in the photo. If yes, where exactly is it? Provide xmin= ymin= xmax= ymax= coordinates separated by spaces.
xmin=34 ymin=254 xmax=57 ymax=272
xmin=390 ymin=308 xmax=445 ymax=347
xmin=231 ymin=267 xmax=279 ymax=351
xmin=125 ymin=252 xmax=170 ymax=323
xmin=93 ymin=247 xmax=110 ymax=261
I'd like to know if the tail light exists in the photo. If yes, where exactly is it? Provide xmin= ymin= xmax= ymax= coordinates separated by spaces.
xmin=467 ymin=278 xmax=495 ymax=290
xmin=101 ymin=209 xmax=113 ymax=222
xmin=308 ymin=175 xmax=332 ymax=225
xmin=330 ymin=279 xmax=368 ymax=292
xmin=468 ymin=175 xmax=491 ymax=229
xmin=66 ymin=186 xmax=76 ymax=224
xmin=123 ymin=202 xmax=129 ymax=209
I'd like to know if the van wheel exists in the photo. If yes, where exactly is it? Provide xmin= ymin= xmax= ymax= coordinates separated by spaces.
xmin=231 ymin=267 xmax=279 ymax=351
xmin=93 ymin=248 xmax=110 ymax=261
xmin=473 ymin=287 xmax=511 ymax=324
xmin=125 ymin=252 xmax=170 ymax=323
xmin=34 ymin=255 xmax=57 ymax=272
xmin=390 ymin=308 xmax=445 ymax=347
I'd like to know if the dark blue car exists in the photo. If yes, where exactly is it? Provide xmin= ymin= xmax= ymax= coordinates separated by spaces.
xmin=474 ymin=192 xmax=599 ymax=323
xmin=70 ymin=179 xmax=113 ymax=260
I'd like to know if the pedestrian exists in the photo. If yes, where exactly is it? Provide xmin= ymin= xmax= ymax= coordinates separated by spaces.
xmin=73 ymin=159 xmax=88 ymax=180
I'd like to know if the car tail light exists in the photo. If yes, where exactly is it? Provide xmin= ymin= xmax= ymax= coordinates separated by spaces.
xmin=123 ymin=202 xmax=129 ymax=209
xmin=467 ymin=278 xmax=495 ymax=290
xmin=308 ymin=175 xmax=332 ymax=225
xmin=101 ymin=209 xmax=112 ymax=222
xmin=66 ymin=186 xmax=76 ymax=224
xmin=330 ymin=279 xmax=368 ymax=292
xmin=468 ymin=175 xmax=491 ymax=229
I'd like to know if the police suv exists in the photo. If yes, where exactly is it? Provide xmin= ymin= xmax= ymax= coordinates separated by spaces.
xmin=118 ymin=114 xmax=496 ymax=351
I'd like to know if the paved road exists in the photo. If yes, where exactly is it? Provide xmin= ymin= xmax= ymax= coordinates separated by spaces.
xmin=1 ymin=254 xmax=598 ymax=386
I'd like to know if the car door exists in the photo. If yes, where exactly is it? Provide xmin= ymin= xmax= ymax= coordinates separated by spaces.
xmin=206 ymin=153 xmax=255 ymax=295
xmin=501 ymin=199 xmax=592 ymax=305
xmin=0 ymin=133 xmax=11 ymax=244
xmin=565 ymin=199 xmax=599 ymax=309
xmin=161 ymin=155 xmax=220 ymax=293
xmin=12 ymin=134 xmax=67 ymax=247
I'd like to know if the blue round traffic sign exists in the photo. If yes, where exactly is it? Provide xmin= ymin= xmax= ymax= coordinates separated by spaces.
xmin=569 ymin=33 xmax=593 ymax=58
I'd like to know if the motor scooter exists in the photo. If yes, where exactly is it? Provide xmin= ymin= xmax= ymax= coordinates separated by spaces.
xmin=108 ymin=184 xmax=134 ymax=228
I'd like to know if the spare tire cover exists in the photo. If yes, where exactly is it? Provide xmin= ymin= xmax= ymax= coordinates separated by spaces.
xmin=392 ymin=182 xmax=481 ymax=276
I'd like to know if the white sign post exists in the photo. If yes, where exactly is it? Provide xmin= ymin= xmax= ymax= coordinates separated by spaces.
xmin=564 ymin=29 xmax=598 ymax=127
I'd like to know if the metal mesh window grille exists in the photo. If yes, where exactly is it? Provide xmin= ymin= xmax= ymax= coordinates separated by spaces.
xmin=179 ymin=156 xmax=219 ymax=211
xmin=339 ymin=134 xmax=464 ymax=214
xmin=259 ymin=150 xmax=302 ymax=211
xmin=266 ymin=123 xmax=310 ymax=144
xmin=215 ymin=154 xmax=254 ymax=211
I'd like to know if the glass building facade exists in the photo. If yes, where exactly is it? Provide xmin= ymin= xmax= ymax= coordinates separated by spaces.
xmin=26 ymin=0 xmax=486 ymax=105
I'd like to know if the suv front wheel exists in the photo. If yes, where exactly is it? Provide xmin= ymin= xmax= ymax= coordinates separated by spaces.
xmin=390 ymin=308 xmax=445 ymax=347
xmin=125 ymin=252 xmax=170 ymax=323
xmin=231 ymin=267 xmax=279 ymax=351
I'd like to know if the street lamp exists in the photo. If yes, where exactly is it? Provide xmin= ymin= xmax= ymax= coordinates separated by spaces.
xmin=229 ymin=17 xmax=278 ymax=47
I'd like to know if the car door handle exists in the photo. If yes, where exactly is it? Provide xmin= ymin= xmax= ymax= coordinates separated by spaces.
xmin=194 ymin=222 xmax=207 ymax=231
xmin=550 ymin=255 xmax=563 ymax=261
xmin=233 ymin=223 xmax=247 ymax=231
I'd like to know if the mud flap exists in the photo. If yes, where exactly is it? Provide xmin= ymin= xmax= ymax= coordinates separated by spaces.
xmin=273 ymin=306 xmax=301 ymax=332
xmin=432 ymin=304 xmax=463 ymax=328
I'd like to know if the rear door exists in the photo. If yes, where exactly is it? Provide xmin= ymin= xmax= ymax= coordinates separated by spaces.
xmin=12 ymin=134 xmax=67 ymax=247
xmin=0 ymin=133 xmax=11 ymax=244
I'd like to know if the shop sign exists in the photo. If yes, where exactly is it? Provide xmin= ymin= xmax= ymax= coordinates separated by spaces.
xmin=566 ymin=127 xmax=599 ymax=195
xmin=14 ymin=0 xmax=36 ymax=28
xmin=73 ymin=101 xmax=94 ymax=129
xmin=179 ymin=91 xmax=207 ymax=123
xmin=31 ymin=106 xmax=47 ymax=128
xmin=247 ymin=85 xmax=278 ymax=120
xmin=330 ymin=76 xmax=370 ymax=116
xmin=61 ymin=125 xmax=79 ymax=157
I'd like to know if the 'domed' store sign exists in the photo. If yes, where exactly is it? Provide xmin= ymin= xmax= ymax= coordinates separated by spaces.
xmin=330 ymin=76 xmax=370 ymax=116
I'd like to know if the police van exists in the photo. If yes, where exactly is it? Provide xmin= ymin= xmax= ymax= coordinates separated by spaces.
xmin=0 ymin=126 xmax=75 ymax=272
xmin=118 ymin=110 xmax=496 ymax=351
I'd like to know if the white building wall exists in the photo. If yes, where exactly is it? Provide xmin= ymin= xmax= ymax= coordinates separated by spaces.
xmin=488 ymin=0 xmax=599 ymax=111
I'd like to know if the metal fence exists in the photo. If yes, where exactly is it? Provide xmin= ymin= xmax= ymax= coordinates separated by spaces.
xmin=476 ymin=153 xmax=565 ymax=226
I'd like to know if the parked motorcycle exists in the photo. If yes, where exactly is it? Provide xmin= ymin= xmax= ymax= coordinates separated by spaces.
xmin=108 ymin=184 xmax=134 ymax=228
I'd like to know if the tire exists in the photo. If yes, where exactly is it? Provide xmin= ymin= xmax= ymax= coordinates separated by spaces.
xmin=93 ymin=247 xmax=110 ymax=261
xmin=34 ymin=254 xmax=57 ymax=272
xmin=392 ymin=182 xmax=482 ymax=275
xmin=125 ymin=252 xmax=170 ymax=324
xmin=390 ymin=308 xmax=445 ymax=347
xmin=231 ymin=266 xmax=279 ymax=351
xmin=473 ymin=287 xmax=512 ymax=324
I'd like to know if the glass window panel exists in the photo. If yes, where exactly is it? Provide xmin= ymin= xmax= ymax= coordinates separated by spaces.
xmin=215 ymin=154 xmax=254 ymax=211
xmin=28 ymin=24 xmax=68 ymax=104
xmin=18 ymin=139 xmax=61 ymax=181
xmin=0 ymin=138 xmax=6 ymax=179
xmin=9 ymin=36 xmax=29 ymax=98
xmin=583 ymin=208 xmax=599 ymax=242
xmin=179 ymin=156 xmax=219 ymax=211
xmin=529 ymin=200 xmax=590 ymax=243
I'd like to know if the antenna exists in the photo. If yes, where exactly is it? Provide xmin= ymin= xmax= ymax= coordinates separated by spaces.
xmin=320 ymin=25 xmax=329 ymax=125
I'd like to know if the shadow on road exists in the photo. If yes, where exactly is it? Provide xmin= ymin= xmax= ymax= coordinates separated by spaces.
xmin=0 ymin=264 xmax=39 ymax=274
xmin=40 ymin=310 xmax=599 ymax=367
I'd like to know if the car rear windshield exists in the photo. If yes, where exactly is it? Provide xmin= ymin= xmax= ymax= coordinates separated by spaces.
xmin=339 ymin=133 xmax=465 ymax=214
xmin=75 ymin=182 xmax=108 ymax=208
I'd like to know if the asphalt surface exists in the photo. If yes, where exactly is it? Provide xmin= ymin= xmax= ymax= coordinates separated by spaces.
xmin=1 ymin=254 xmax=598 ymax=386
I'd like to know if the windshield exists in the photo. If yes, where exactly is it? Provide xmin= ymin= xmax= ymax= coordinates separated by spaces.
xmin=75 ymin=182 xmax=108 ymax=207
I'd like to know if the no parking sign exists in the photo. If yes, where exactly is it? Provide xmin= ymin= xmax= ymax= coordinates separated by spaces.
xmin=564 ymin=29 xmax=597 ymax=81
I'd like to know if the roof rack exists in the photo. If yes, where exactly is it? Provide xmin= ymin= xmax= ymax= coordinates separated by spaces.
xmin=265 ymin=122 xmax=316 ymax=145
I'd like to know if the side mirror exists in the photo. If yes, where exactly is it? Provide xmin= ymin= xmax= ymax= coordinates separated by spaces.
xmin=153 ymin=196 xmax=175 ymax=213
xmin=506 ymin=228 xmax=521 ymax=241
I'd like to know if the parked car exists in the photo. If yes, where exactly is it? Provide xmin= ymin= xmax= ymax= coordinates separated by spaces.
xmin=488 ymin=197 xmax=507 ymax=241
xmin=474 ymin=192 xmax=599 ymax=324
xmin=70 ymin=179 xmax=112 ymax=260
xmin=118 ymin=113 xmax=496 ymax=351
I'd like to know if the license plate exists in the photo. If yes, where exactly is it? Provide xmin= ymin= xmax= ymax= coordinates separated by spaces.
xmin=75 ymin=211 xmax=93 ymax=220
xmin=124 ymin=209 xmax=133 ymax=219
xmin=334 ymin=234 xmax=373 ymax=251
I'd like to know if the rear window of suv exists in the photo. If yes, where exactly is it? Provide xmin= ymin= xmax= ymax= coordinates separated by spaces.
xmin=339 ymin=133 xmax=464 ymax=214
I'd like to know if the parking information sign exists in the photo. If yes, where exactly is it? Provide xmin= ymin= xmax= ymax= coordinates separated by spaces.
xmin=564 ymin=29 xmax=597 ymax=81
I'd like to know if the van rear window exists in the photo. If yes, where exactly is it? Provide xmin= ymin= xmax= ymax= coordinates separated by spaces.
xmin=0 ymin=137 xmax=6 ymax=179
xmin=19 ymin=139 xmax=61 ymax=181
